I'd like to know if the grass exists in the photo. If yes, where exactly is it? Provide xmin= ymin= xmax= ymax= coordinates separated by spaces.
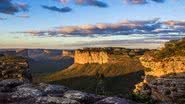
xmin=40 ymin=56 xmax=145 ymax=97
xmin=48 ymin=71 xmax=144 ymax=97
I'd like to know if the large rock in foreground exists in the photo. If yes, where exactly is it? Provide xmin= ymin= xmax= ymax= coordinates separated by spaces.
xmin=0 ymin=79 xmax=135 ymax=104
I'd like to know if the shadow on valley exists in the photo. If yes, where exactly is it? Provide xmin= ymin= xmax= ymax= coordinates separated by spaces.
xmin=30 ymin=57 xmax=74 ymax=74
xmin=49 ymin=70 xmax=144 ymax=97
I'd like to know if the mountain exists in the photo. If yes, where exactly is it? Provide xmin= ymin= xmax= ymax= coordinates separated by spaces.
xmin=0 ymin=49 xmax=75 ymax=75
xmin=45 ymin=48 xmax=149 ymax=96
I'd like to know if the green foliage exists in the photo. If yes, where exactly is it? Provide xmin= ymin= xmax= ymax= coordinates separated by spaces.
xmin=127 ymin=93 xmax=156 ymax=104
xmin=0 ymin=56 xmax=26 ymax=62
xmin=151 ymin=38 xmax=185 ymax=59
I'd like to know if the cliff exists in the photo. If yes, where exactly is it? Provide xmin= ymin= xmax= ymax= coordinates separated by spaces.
xmin=134 ymin=38 xmax=185 ymax=104
xmin=48 ymin=48 xmax=148 ymax=80
xmin=74 ymin=48 xmax=148 ymax=64
xmin=0 ymin=56 xmax=32 ymax=81
xmin=62 ymin=50 xmax=74 ymax=57
xmin=74 ymin=50 xmax=108 ymax=64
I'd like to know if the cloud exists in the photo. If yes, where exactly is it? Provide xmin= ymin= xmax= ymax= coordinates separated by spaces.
xmin=18 ymin=18 xmax=185 ymax=38
xmin=124 ymin=0 xmax=147 ymax=4
xmin=42 ymin=5 xmax=72 ymax=13
xmin=124 ymin=0 xmax=166 ymax=5
xmin=75 ymin=0 xmax=108 ymax=8
xmin=0 ymin=0 xmax=28 ymax=15
xmin=0 ymin=17 xmax=7 ymax=20
xmin=151 ymin=0 xmax=165 ymax=3
xmin=16 ymin=14 xmax=30 ymax=18
xmin=56 ymin=0 xmax=69 ymax=4
xmin=18 ymin=18 xmax=162 ymax=37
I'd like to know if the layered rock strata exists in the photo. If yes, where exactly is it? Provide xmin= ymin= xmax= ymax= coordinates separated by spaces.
xmin=74 ymin=48 xmax=148 ymax=64
xmin=134 ymin=55 xmax=185 ymax=103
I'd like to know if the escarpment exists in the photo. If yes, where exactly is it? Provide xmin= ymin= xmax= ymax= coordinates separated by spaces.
xmin=74 ymin=48 xmax=148 ymax=64
xmin=134 ymin=38 xmax=185 ymax=104
xmin=75 ymin=50 xmax=108 ymax=64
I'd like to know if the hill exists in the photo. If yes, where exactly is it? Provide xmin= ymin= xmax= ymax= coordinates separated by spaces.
xmin=44 ymin=48 xmax=148 ymax=96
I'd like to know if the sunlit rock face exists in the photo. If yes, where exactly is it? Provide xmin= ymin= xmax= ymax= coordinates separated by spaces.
xmin=0 ymin=56 xmax=31 ymax=81
xmin=62 ymin=50 xmax=74 ymax=57
xmin=75 ymin=50 xmax=109 ymax=64
xmin=74 ymin=48 xmax=148 ymax=64
xmin=134 ymin=54 xmax=185 ymax=103
xmin=140 ymin=55 xmax=185 ymax=77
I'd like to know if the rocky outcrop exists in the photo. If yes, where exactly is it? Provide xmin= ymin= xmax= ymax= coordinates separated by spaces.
xmin=134 ymin=55 xmax=185 ymax=104
xmin=0 ymin=56 xmax=32 ymax=81
xmin=74 ymin=48 xmax=148 ymax=64
xmin=0 ymin=79 xmax=135 ymax=104
xmin=62 ymin=50 xmax=74 ymax=57
xmin=140 ymin=55 xmax=185 ymax=77
xmin=75 ymin=50 xmax=109 ymax=64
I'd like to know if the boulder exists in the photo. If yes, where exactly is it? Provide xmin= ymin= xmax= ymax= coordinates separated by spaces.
xmin=36 ymin=97 xmax=80 ymax=104
xmin=39 ymin=83 xmax=68 ymax=96
xmin=12 ymin=84 xmax=44 ymax=99
xmin=0 ymin=79 xmax=23 ymax=92
xmin=95 ymin=97 xmax=136 ymax=104
xmin=64 ymin=90 xmax=101 ymax=103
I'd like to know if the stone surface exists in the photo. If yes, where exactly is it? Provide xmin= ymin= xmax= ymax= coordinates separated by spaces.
xmin=0 ymin=79 xmax=134 ymax=104
xmin=75 ymin=49 xmax=109 ymax=64
xmin=12 ymin=84 xmax=44 ymax=99
xmin=39 ymin=83 xmax=69 ymax=96
xmin=95 ymin=97 xmax=136 ymax=104
xmin=134 ymin=53 xmax=185 ymax=104
xmin=36 ymin=97 xmax=80 ymax=104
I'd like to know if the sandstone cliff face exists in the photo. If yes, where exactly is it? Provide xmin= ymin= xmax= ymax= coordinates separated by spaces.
xmin=74 ymin=48 xmax=148 ymax=64
xmin=134 ymin=55 xmax=185 ymax=103
xmin=140 ymin=55 xmax=185 ymax=77
xmin=62 ymin=50 xmax=74 ymax=57
xmin=74 ymin=50 xmax=109 ymax=64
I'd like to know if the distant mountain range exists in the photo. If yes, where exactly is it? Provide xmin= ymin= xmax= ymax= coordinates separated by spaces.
xmin=0 ymin=49 xmax=75 ymax=74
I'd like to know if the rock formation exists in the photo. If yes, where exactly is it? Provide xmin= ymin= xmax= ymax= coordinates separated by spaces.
xmin=75 ymin=49 xmax=109 ymax=64
xmin=0 ymin=79 xmax=136 ymax=104
xmin=16 ymin=49 xmax=29 ymax=58
xmin=74 ymin=48 xmax=148 ymax=64
xmin=134 ymin=38 xmax=185 ymax=104
xmin=0 ymin=56 xmax=32 ymax=82
xmin=62 ymin=50 xmax=74 ymax=57
xmin=0 ymin=50 xmax=16 ymax=56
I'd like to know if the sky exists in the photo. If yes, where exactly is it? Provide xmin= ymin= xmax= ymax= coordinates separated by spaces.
xmin=0 ymin=0 xmax=185 ymax=49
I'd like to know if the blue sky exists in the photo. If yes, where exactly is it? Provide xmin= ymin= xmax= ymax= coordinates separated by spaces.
xmin=0 ymin=0 xmax=185 ymax=49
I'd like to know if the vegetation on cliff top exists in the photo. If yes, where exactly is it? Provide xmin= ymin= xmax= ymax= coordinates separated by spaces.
xmin=0 ymin=56 xmax=27 ymax=62
xmin=148 ymin=38 xmax=185 ymax=59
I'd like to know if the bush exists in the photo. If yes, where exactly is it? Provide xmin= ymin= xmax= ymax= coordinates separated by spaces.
xmin=127 ymin=93 xmax=156 ymax=104
xmin=148 ymin=38 xmax=185 ymax=59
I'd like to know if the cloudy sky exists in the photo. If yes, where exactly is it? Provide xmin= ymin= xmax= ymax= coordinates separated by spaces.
xmin=0 ymin=0 xmax=185 ymax=49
